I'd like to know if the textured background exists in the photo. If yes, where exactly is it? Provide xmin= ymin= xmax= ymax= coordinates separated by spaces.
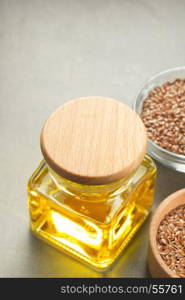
xmin=0 ymin=0 xmax=185 ymax=277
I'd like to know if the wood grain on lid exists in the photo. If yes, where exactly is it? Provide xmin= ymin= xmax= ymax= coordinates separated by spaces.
xmin=40 ymin=97 xmax=147 ymax=185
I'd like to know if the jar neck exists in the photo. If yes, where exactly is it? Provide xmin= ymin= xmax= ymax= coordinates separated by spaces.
xmin=47 ymin=162 xmax=136 ymax=202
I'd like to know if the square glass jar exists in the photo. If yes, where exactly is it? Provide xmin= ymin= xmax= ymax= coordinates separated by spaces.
xmin=28 ymin=155 xmax=156 ymax=270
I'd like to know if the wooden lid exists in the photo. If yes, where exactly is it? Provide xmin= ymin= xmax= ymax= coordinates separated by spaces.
xmin=40 ymin=97 xmax=147 ymax=185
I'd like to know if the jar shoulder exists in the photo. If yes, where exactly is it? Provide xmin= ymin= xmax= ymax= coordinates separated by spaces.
xmin=28 ymin=155 xmax=156 ymax=195
xmin=28 ymin=156 xmax=156 ymax=224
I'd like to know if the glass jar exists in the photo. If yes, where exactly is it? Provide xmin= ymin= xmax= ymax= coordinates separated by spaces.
xmin=134 ymin=66 xmax=185 ymax=172
xmin=27 ymin=97 xmax=156 ymax=270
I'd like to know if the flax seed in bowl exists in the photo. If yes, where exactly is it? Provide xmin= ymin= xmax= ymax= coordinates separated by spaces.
xmin=148 ymin=189 xmax=185 ymax=278
xmin=134 ymin=67 xmax=185 ymax=172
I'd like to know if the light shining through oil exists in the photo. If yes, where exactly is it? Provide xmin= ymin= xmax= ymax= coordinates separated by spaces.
xmin=28 ymin=155 xmax=156 ymax=270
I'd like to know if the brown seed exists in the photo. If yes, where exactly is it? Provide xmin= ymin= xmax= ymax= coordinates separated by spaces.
xmin=156 ymin=204 xmax=185 ymax=278
xmin=141 ymin=79 xmax=185 ymax=156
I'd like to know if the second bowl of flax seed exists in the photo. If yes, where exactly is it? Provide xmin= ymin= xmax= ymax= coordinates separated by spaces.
xmin=134 ymin=66 xmax=185 ymax=172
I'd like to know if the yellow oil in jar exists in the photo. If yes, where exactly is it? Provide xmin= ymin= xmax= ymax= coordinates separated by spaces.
xmin=28 ymin=155 xmax=156 ymax=270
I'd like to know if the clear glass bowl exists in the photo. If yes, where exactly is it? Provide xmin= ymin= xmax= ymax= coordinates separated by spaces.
xmin=134 ymin=66 xmax=185 ymax=173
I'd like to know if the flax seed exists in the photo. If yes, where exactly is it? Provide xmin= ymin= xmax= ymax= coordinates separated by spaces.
xmin=141 ymin=79 xmax=185 ymax=155
xmin=156 ymin=204 xmax=185 ymax=278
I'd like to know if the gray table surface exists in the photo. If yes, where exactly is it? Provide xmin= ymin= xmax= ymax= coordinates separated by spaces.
xmin=0 ymin=0 xmax=185 ymax=278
